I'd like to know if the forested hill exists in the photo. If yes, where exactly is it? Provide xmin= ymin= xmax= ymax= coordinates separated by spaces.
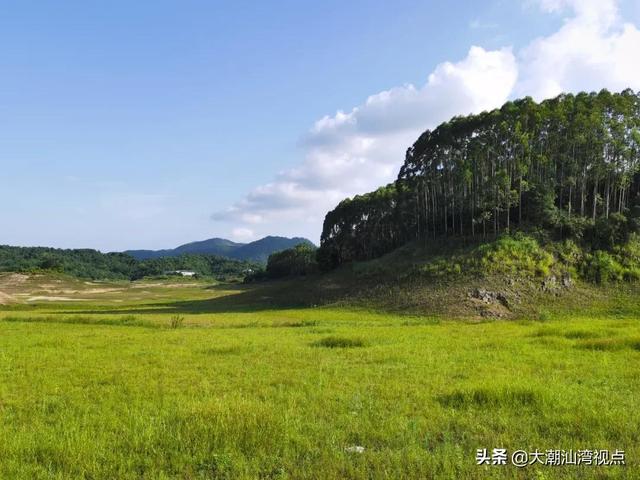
xmin=0 ymin=245 xmax=259 ymax=281
xmin=126 ymin=238 xmax=240 ymax=260
xmin=318 ymin=89 xmax=640 ymax=269
xmin=126 ymin=236 xmax=314 ymax=263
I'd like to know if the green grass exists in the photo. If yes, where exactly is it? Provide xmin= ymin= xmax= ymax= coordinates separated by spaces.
xmin=312 ymin=335 xmax=368 ymax=348
xmin=1 ymin=276 xmax=639 ymax=478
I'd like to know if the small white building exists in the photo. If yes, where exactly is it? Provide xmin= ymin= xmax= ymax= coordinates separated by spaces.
xmin=175 ymin=270 xmax=197 ymax=277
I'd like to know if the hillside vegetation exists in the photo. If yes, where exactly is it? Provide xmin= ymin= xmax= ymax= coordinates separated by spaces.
xmin=318 ymin=89 xmax=640 ymax=272
xmin=0 ymin=237 xmax=317 ymax=282
xmin=222 ymin=230 xmax=640 ymax=321
xmin=0 ymin=246 xmax=259 ymax=281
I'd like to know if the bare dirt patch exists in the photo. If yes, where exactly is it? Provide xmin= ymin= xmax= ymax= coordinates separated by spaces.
xmin=0 ymin=291 xmax=15 ymax=304
xmin=0 ymin=273 xmax=29 ymax=287
xmin=26 ymin=296 xmax=90 ymax=302
xmin=85 ymin=288 xmax=124 ymax=294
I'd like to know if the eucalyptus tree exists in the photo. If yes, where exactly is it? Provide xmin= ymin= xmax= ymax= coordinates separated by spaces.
xmin=319 ymin=89 xmax=640 ymax=269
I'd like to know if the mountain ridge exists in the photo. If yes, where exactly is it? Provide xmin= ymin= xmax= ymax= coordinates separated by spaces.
xmin=125 ymin=235 xmax=314 ymax=263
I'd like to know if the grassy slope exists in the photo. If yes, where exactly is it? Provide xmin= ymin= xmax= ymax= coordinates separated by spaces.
xmin=0 ymin=269 xmax=639 ymax=479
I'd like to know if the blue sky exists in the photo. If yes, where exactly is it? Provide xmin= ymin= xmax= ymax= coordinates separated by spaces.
xmin=2 ymin=0 xmax=639 ymax=251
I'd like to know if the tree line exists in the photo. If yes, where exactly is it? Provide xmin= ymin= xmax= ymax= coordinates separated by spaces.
xmin=0 ymin=245 xmax=259 ymax=281
xmin=244 ymin=243 xmax=318 ymax=282
xmin=318 ymin=89 xmax=640 ymax=269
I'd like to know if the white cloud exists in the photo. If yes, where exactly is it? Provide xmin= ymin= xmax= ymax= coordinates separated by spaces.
xmin=213 ymin=46 xmax=517 ymax=240
xmin=213 ymin=0 xmax=640 ymax=243
xmin=518 ymin=0 xmax=640 ymax=99
xmin=231 ymin=227 xmax=256 ymax=242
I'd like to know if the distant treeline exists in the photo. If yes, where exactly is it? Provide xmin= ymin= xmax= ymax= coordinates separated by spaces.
xmin=0 ymin=245 xmax=259 ymax=280
xmin=319 ymin=89 xmax=640 ymax=269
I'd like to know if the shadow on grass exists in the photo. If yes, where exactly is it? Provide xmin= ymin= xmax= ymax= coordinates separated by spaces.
xmin=55 ymin=276 xmax=347 ymax=316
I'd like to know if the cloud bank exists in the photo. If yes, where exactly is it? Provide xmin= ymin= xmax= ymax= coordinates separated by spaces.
xmin=215 ymin=0 xmax=640 ymax=243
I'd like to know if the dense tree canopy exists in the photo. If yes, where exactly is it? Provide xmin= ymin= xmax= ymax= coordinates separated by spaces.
xmin=243 ymin=243 xmax=318 ymax=282
xmin=266 ymin=243 xmax=318 ymax=279
xmin=319 ymin=90 xmax=640 ymax=269
xmin=0 ymin=246 xmax=259 ymax=281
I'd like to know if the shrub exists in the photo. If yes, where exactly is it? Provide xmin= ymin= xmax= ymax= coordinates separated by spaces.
xmin=581 ymin=251 xmax=624 ymax=284
xmin=586 ymin=213 xmax=630 ymax=250
xmin=312 ymin=336 xmax=367 ymax=348
xmin=169 ymin=315 xmax=185 ymax=329
xmin=420 ymin=258 xmax=465 ymax=278
xmin=554 ymin=239 xmax=583 ymax=267
xmin=575 ymin=234 xmax=640 ymax=284
xmin=623 ymin=268 xmax=640 ymax=282
xmin=558 ymin=214 xmax=592 ymax=240
xmin=243 ymin=269 xmax=268 ymax=283
xmin=476 ymin=234 xmax=553 ymax=277
xmin=614 ymin=233 xmax=640 ymax=267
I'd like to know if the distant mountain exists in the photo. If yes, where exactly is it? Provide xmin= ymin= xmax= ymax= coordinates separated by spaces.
xmin=125 ymin=236 xmax=315 ymax=263
xmin=229 ymin=236 xmax=315 ymax=263
xmin=125 ymin=238 xmax=241 ymax=260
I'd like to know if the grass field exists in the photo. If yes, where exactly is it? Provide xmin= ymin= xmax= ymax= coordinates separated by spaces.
xmin=1 ymin=273 xmax=639 ymax=479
